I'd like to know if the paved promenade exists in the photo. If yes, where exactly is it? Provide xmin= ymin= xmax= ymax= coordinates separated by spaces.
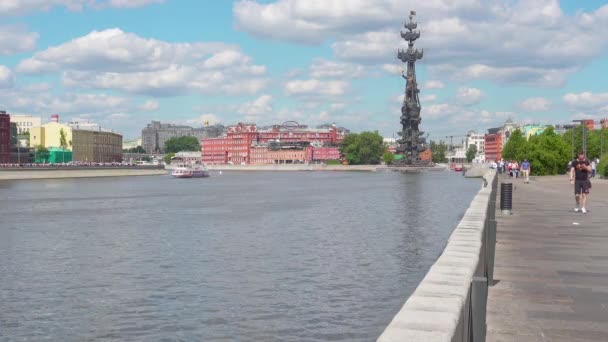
xmin=487 ymin=175 xmax=608 ymax=341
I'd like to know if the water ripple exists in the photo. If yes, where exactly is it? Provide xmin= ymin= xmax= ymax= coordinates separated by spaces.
xmin=0 ymin=171 xmax=479 ymax=341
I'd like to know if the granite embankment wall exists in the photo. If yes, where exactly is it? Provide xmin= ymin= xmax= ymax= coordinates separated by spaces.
xmin=0 ymin=168 xmax=167 ymax=180
xmin=206 ymin=164 xmax=449 ymax=172
xmin=205 ymin=164 xmax=385 ymax=171
xmin=378 ymin=170 xmax=497 ymax=342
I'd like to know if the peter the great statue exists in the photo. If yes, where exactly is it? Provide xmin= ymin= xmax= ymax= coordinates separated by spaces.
xmin=395 ymin=11 xmax=427 ymax=165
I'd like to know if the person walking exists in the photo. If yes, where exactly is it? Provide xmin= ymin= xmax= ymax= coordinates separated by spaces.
xmin=570 ymin=151 xmax=592 ymax=213
xmin=591 ymin=159 xmax=596 ymax=178
xmin=521 ymin=159 xmax=531 ymax=183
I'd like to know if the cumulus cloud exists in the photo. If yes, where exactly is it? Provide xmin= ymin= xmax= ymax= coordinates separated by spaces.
xmin=185 ymin=113 xmax=220 ymax=126
xmin=432 ymin=64 xmax=575 ymax=88
xmin=456 ymin=87 xmax=483 ymax=106
xmin=563 ymin=92 xmax=608 ymax=109
xmin=284 ymin=79 xmax=349 ymax=98
xmin=0 ymin=88 xmax=130 ymax=115
xmin=330 ymin=102 xmax=346 ymax=111
xmin=309 ymin=58 xmax=364 ymax=78
xmin=381 ymin=64 xmax=402 ymax=75
xmin=16 ymin=28 xmax=268 ymax=96
xmin=234 ymin=0 xmax=608 ymax=86
xmin=238 ymin=94 xmax=273 ymax=118
xmin=421 ymin=94 xmax=437 ymax=102
xmin=107 ymin=0 xmax=165 ymax=9
xmin=140 ymin=99 xmax=160 ymax=111
xmin=425 ymin=103 xmax=451 ymax=119
xmin=423 ymin=80 xmax=444 ymax=90
xmin=0 ymin=25 xmax=38 ymax=55
xmin=0 ymin=65 xmax=14 ymax=88
xmin=518 ymin=97 xmax=551 ymax=112
xmin=0 ymin=0 xmax=165 ymax=16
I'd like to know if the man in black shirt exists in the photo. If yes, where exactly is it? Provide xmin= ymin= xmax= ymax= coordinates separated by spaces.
xmin=570 ymin=151 xmax=592 ymax=213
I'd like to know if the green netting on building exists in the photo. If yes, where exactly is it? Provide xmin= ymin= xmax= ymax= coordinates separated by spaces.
xmin=35 ymin=147 xmax=72 ymax=163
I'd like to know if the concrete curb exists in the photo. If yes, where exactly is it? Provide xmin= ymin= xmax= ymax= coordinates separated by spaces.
xmin=0 ymin=169 xmax=168 ymax=180
xmin=378 ymin=170 xmax=496 ymax=342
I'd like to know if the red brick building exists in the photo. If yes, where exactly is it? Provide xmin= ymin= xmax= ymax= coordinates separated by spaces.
xmin=0 ymin=110 xmax=11 ymax=163
xmin=202 ymin=123 xmax=345 ymax=165
xmin=583 ymin=119 xmax=595 ymax=131
xmin=484 ymin=132 xmax=502 ymax=162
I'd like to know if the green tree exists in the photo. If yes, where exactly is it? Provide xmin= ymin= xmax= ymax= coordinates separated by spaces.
xmin=383 ymin=151 xmax=394 ymax=165
xmin=466 ymin=144 xmax=477 ymax=163
xmin=502 ymin=129 xmax=527 ymax=161
xmin=164 ymin=136 xmax=200 ymax=153
xmin=35 ymin=145 xmax=50 ymax=163
xmin=430 ymin=140 xmax=447 ymax=163
xmin=164 ymin=152 xmax=175 ymax=165
xmin=59 ymin=128 xmax=68 ymax=163
xmin=128 ymin=145 xmax=147 ymax=153
xmin=339 ymin=131 xmax=385 ymax=165
xmin=597 ymin=153 xmax=608 ymax=178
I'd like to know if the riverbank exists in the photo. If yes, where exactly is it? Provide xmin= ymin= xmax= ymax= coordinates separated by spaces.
xmin=205 ymin=164 xmax=449 ymax=172
xmin=0 ymin=168 xmax=167 ymax=180
xmin=205 ymin=164 xmax=384 ymax=171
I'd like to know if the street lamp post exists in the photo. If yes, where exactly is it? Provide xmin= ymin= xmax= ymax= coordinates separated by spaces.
xmin=572 ymin=119 xmax=590 ymax=158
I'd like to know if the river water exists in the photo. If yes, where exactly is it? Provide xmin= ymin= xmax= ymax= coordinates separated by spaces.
xmin=0 ymin=171 xmax=480 ymax=341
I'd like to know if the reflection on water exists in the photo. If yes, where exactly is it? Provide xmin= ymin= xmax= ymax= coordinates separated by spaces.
xmin=0 ymin=171 xmax=479 ymax=341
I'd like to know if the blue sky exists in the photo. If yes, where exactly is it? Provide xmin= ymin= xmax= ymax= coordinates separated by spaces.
xmin=0 ymin=0 xmax=607 ymax=140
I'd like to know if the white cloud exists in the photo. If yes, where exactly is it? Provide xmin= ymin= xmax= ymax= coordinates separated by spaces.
xmin=238 ymin=94 xmax=273 ymax=118
xmin=17 ymin=28 xmax=268 ymax=96
xmin=140 ymin=99 xmax=160 ymax=111
xmin=563 ymin=92 xmax=608 ymax=109
xmin=17 ymin=28 xmax=228 ymax=74
xmin=234 ymin=1 xmax=608 ymax=86
xmin=0 ymin=65 xmax=14 ymax=88
xmin=0 ymin=88 xmax=130 ymax=116
xmin=518 ymin=97 xmax=551 ymax=112
xmin=433 ymin=64 xmax=575 ymax=88
xmin=107 ymin=0 xmax=165 ymax=9
xmin=0 ymin=0 xmax=164 ymax=16
xmin=421 ymin=94 xmax=437 ymax=102
xmin=456 ymin=87 xmax=483 ymax=106
xmin=381 ymin=64 xmax=402 ymax=75
xmin=423 ymin=80 xmax=444 ymax=90
xmin=330 ymin=102 xmax=346 ymax=111
xmin=425 ymin=103 xmax=451 ymax=119
xmin=0 ymin=25 xmax=38 ymax=55
xmin=185 ymin=113 xmax=220 ymax=126
xmin=309 ymin=58 xmax=364 ymax=78
xmin=284 ymin=79 xmax=349 ymax=97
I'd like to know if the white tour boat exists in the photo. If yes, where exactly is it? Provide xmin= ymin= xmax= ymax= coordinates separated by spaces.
xmin=171 ymin=163 xmax=210 ymax=178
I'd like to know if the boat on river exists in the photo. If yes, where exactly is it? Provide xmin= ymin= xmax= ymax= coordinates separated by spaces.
xmin=171 ymin=163 xmax=210 ymax=178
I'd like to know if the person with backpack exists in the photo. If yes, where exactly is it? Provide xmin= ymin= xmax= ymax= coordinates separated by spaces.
xmin=570 ymin=151 xmax=592 ymax=214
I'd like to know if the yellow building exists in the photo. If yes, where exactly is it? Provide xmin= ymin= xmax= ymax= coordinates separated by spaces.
xmin=30 ymin=116 xmax=123 ymax=162
xmin=30 ymin=122 xmax=73 ymax=151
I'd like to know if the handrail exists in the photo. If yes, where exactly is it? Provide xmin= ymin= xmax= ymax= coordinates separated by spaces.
xmin=378 ymin=170 xmax=497 ymax=342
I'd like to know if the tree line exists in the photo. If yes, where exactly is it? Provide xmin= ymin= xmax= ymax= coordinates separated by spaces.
xmin=502 ymin=126 xmax=607 ymax=177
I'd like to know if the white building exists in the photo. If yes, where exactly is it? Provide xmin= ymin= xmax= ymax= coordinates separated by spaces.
xmin=465 ymin=131 xmax=486 ymax=163
xmin=11 ymin=115 xmax=42 ymax=134
xmin=67 ymin=121 xmax=101 ymax=131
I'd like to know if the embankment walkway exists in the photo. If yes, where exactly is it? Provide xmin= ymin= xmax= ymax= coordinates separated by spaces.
xmin=0 ymin=168 xmax=167 ymax=180
xmin=487 ymin=175 xmax=608 ymax=341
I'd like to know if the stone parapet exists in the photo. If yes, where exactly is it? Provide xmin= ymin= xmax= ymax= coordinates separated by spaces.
xmin=378 ymin=170 xmax=497 ymax=342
